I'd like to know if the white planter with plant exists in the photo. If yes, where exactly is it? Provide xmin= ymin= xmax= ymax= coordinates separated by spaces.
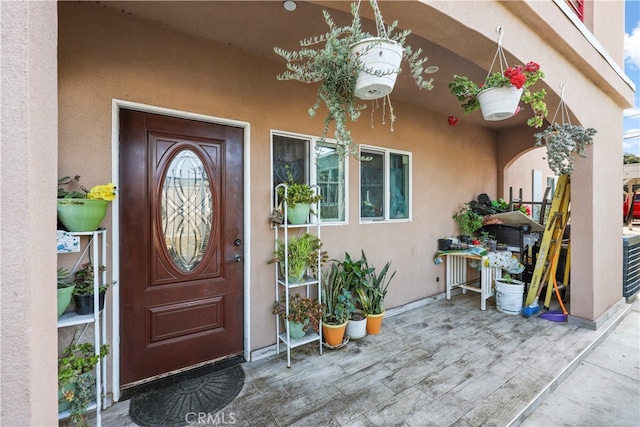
xmin=274 ymin=0 xmax=434 ymax=158
xmin=449 ymin=26 xmax=547 ymax=127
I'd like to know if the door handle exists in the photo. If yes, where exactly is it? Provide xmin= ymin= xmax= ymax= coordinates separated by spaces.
xmin=232 ymin=255 xmax=242 ymax=263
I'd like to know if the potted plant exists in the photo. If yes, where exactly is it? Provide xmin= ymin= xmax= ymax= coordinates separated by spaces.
xmin=274 ymin=1 xmax=434 ymax=158
xmin=58 ymin=175 xmax=117 ymax=232
xmin=534 ymin=122 xmax=597 ymax=175
xmin=72 ymin=263 xmax=116 ymax=315
xmin=448 ymin=27 xmax=546 ymax=127
xmin=275 ymin=166 xmax=322 ymax=225
xmin=452 ymin=203 xmax=484 ymax=240
xmin=58 ymin=336 xmax=109 ymax=426
xmin=321 ymin=261 xmax=356 ymax=346
xmin=272 ymin=293 xmax=323 ymax=339
xmin=57 ymin=267 xmax=76 ymax=318
xmin=341 ymin=251 xmax=373 ymax=339
xmin=269 ymin=232 xmax=326 ymax=283
xmin=354 ymin=251 xmax=395 ymax=334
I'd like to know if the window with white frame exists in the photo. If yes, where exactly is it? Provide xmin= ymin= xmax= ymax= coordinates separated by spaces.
xmin=360 ymin=146 xmax=411 ymax=221
xmin=271 ymin=132 xmax=347 ymax=223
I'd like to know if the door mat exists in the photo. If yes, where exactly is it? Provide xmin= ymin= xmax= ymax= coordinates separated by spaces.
xmin=129 ymin=364 xmax=245 ymax=427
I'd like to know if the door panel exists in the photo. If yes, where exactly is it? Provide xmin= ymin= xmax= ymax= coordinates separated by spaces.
xmin=119 ymin=109 xmax=244 ymax=386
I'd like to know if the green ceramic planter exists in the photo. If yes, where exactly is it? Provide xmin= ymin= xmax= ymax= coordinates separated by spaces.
xmin=286 ymin=320 xmax=307 ymax=339
xmin=287 ymin=203 xmax=310 ymax=225
xmin=57 ymin=199 xmax=109 ymax=232
xmin=57 ymin=285 xmax=75 ymax=318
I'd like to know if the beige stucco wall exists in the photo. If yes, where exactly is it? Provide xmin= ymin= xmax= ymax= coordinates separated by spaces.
xmin=0 ymin=1 xmax=59 ymax=424
xmin=55 ymin=0 xmax=635 ymax=399
xmin=57 ymin=1 xmax=498 ymax=358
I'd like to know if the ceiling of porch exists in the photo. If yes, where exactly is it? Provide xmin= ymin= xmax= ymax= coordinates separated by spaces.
xmin=99 ymin=0 xmax=539 ymax=130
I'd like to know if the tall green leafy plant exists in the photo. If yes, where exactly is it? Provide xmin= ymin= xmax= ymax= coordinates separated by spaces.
xmin=322 ymin=262 xmax=356 ymax=325
xmin=354 ymin=251 xmax=395 ymax=315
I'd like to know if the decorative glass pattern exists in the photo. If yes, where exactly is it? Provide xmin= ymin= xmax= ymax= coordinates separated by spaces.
xmin=162 ymin=150 xmax=213 ymax=271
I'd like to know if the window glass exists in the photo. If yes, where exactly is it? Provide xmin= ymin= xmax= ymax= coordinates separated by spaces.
xmin=390 ymin=153 xmax=409 ymax=219
xmin=272 ymin=132 xmax=347 ymax=224
xmin=273 ymin=134 xmax=309 ymax=186
xmin=360 ymin=151 xmax=384 ymax=220
xmin=360 ymin=147 xmax=411 ymax=222
xmin=316 ymin=142 xmax=346 ymax=222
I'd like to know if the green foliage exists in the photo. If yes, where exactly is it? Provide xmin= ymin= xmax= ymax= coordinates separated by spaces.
xmin=270 ymin=232 xmax=327 ymax=280
xmin=58 ymin=175 xmax=88 ymax=199
xmin=321 ymin=262 xmax=356 ymax=324
xmin=452 ymin=203 xmax=484 ymax=237
xmin=624 ymin=153 xmax=640 ymax=164
xmin=72 ymin=263 xmax=116 ymax=295
xmin=274 ymin=2 xmax=433 ymax=158
xmin=449 ymin=62 xmax=547 ymax=127
xmin=276 ymin=166 xmax=322 ymax=209
xmin=272 ymin=293 xmax=323 ymax=333
xmin=58 ymin=338 xmax=109 ymax=427
xmin=353 ymin=251 xmax=395 ymax=315
xmin=534 ymin=123 xmax=597 ymax=175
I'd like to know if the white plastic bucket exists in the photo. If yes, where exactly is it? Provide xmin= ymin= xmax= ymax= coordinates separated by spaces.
xmin=350 ymin=37 xmax=403 ymax=100
xmin=495 ymin=279 xmax=525 ymax=315
xmin=477 ymin=86 xmax=524 ymax=121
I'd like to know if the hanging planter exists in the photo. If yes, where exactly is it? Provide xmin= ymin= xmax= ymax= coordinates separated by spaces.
xmin=449 ymin=26 xmax=547 ymax=127
xmin=350 ymin=37 xmax=403 ymax=100
xmin=274 ymin=0 xmax=435 ymax=157
xmin=534 ymin=84 xmax=597 ymax=175
xmin=477 ymin=85 xmax=523 ymax=121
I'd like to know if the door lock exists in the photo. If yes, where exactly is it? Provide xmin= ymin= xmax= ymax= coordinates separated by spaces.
xmin=233 ymin=239 xmax=242 ymax=246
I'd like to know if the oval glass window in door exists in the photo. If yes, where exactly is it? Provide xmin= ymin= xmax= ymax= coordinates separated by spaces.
xmin=162 ymin=149 xmax=213 ymax=272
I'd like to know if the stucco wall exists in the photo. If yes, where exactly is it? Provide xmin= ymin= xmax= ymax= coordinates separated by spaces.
xmin=0 ymin=1 xmax=59 ymax=424
xmin=58 ymin=1 xmax=498 ymax=358
xmin=56 ymin=0 xmax=635 ymax=400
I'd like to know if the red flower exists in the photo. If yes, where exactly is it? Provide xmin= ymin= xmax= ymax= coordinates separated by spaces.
xmin=525 ymin=62 xmax=540 ymax=73
xmin=509 ymin=73 xmax=526 ymax=89
xmin=447 ymin=115 xmax=459 ymax=126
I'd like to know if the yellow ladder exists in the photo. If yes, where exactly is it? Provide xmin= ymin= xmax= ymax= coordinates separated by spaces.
xmin=524 ymin=175 xmax=570 ymax=307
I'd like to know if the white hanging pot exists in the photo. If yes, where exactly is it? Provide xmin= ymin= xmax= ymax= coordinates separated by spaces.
xmin=350 ymin=37 xmax=403 ymax=100
xmin=477 ymin=85 xmax=524 ymax=121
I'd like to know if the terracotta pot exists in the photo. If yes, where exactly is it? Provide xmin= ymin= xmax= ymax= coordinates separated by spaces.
xmin=366 ymin=311 xmax=385 ymax=335
xmin=322 ymin=321 xmax=347 ymax=346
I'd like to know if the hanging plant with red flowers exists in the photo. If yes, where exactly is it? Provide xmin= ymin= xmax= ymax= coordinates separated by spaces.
xmin=449 ymin=61 xmax=547 ymax=128
xmin=448 ymin=26 xmax=547 ymax=128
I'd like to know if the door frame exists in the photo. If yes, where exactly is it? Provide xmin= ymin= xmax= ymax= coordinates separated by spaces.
xmin=110 ymin=99 xmax=252 ymax=402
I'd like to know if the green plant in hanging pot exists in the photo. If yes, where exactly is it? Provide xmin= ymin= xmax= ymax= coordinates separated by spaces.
xmin=534 ymin=123 xmax=597 ymax=175
xmin=452 ymin=203 xmax=484 ymax=238
xmin=274 ymin=1 xmax=434 ymax=158
xmin=449 ymin=27 xmax=547 ymax=127
xmin=58 ymin=175 xmax=117 ymax=232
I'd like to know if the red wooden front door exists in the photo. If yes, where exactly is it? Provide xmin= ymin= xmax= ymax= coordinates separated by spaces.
xmin=119 ymin=109 xmax=244 ymax=386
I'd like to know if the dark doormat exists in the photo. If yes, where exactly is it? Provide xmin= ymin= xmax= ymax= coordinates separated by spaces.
xmin=128 ymin=364 xmax=245 ymax=427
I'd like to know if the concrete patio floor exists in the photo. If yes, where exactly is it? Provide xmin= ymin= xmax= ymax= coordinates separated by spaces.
xmin=97 ymin=290 xmax=637 ymax=427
